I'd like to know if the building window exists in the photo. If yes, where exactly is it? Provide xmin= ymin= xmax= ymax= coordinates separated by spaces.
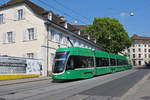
xmin=149 ymin=45 xmax=150 ymax=47
xmin=27 ymin=53 xmax=34 ymax=59
xmin=139 ymin=61 xmax=141 ymax=66
xmin=149 ymin=54 xmax=150 ymax=58
xmin=138 ymin=48 xmax=141 ymax=52
xmin=145 ymin=49 xmax=147 ymax=53
xmin=7 ymin=32 xmax=13 ymax=43
xmin=54 ymin=32 xmax=60 ymax=43
xmin=133 ymin=49 xmax=135 ymax=52
xmin=48 ymin=28 xmax=54 ymax=41
xmin=145 ymin=44 xmax=147 ymax=47
xmin=149 ymin=49 xmax=150 ymax=53
xmin=133 ymin=54 xmax=135 ymax=58
xmin=48 ymin=29 xmax=62 ymax=43
xmin=138 ymin=44 xmax=140 ymax=47
xmin=0 ymin=14 xmax=5 ymax=24
xmin=128 ymin=49 xmax=130 ymax=53
xmin=14 ymin=9 xmax=25 ymax=20
xmin=28 ymin=28 xmax=35 ymax=40
xmin=145 ymin=54 xmax=147 ymax=58
xmin=59 ymin=33 xmax=62 ymax=43
xmin=133 ymin=61 xmax=136 ymax=66
xmin=3 ymin=31 xmax=15 ymax=43
xmin=128 ymin=54 xmax=130 ymax=58
xmin=18 ymin=9 xmax=23 ymax=20
xmin=139 ymin=54 xmax=141 ymax=58
xmin=23 ymin=28 xmax=37 ymax=41
xmin=62 ymin=35 xmax=68 ymax=45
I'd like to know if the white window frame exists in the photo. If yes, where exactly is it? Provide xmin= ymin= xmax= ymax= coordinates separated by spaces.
xmin=26 ymin=53 xmax=37 ymax=59
xmin=0 ymin=13 xmax=5 ymax=24
xmin=62 ymin=35 xmax=67 ymax=45
xmin=14 ymin=9 xmax=25 ymax=21
xmin=23 ymin=27 xmax=37 ymax=41
xmin=27 ymin=53 xmax=34 ymax=59
xmin=3 ymin=31 xmax=15 ymax=44
xmin=54 ymin=31 xmax=60 ymax=43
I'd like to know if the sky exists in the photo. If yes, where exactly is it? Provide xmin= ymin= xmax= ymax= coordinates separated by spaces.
xmin=1 ymin=0 xmax=150 ymax=37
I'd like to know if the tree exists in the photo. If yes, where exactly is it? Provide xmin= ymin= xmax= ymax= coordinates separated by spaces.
xmin=83 ymin=17 xmax=132 ymax=53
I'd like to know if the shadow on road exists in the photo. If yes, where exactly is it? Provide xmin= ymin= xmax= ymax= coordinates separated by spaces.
xmin=51 ymin=78 xmax=85 ymax=83
xmin=135 ymin=66 xmax=150 ymax=70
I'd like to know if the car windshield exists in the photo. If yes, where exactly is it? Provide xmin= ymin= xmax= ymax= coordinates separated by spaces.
xmin=52 ymin=51 xmax=69 ymax=73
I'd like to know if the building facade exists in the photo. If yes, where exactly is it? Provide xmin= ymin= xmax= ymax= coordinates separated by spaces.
xmin=126 ymin=34 xmax=150 ymax=66
xmin=0 ymin=0 xmax=102 ymax=76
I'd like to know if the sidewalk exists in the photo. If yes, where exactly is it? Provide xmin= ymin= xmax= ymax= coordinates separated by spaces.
xmin=0 ymin=76 xmax=51 ymax=86
xmin=122 ymin=67 xmax=150 ymax=100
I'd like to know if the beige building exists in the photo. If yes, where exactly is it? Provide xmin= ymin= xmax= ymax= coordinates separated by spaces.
xmin=0 ymin=0 xmax=101 ymax=76
xmin=126 ymin=34 xmax=150 ymax=66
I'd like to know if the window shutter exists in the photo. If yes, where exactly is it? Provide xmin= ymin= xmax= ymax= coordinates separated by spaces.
xmin=22 ymin=8 xmax=25 ymax=19
xmin=48 ymin=28 xmax=51 ymax=40
xmin=3 ymin=14 xmax=6 ymax=24
xmin=23 ymin=29 xmax=28 ymax=41
xmin=12 ymin=31 xmax=15 ymax=42
xmin=34 ymin=27 xmax=37 ymax=39
xmin=14 ymin=10 xmax=18 ymax=21
xmin=3 ymin=32 xmax=6 ymax=43
xmin=53 ymin=31 xmax=57 ymax=42
xmin=55 ymin=32 xmax=59 ymax=43
xmin=62 ymin=35 xmax=67 ymax=44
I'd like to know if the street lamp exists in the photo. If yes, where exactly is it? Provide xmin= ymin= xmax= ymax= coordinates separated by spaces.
xmin=130 ymin=11 xmax=134 ymax=16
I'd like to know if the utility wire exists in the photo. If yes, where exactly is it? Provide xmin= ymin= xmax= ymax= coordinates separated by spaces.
xmin=37 ymin=0 xmax=87 ymax=25
xmin=1 ymin=0 xmax=7 ymax=5
xmin=110 ymin=2 xmax=150 ymax=17
xmin=52 ymin=0 xmax=91 ymax=23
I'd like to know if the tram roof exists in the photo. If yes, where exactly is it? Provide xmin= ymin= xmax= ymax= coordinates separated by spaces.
xmin=56 ymin=47 xmax=127 ymax=60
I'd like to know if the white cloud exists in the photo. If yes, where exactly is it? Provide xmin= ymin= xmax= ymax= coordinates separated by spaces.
xmin=120 ymin=12 xmax=127 ymax=17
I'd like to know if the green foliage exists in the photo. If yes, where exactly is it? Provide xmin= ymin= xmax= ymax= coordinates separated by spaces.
xmin=83 ymin=17 xmax=132 ymax=53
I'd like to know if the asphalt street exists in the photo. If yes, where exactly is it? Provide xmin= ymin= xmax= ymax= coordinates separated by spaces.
xmin=0 ymin=68 xmax=149 ymax=100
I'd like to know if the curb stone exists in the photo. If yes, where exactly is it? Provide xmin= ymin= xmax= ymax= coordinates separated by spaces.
xmin=0 ymin=77 xmax=51 ymax=86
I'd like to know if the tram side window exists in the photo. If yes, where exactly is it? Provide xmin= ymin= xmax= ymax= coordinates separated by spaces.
xmin=66 ymin=55 xmax=94 ymax=70
xmin=102 ymin=58 xmax=109 ymax=66
xmin=96 ymin=57 xmax=103 ymax=67
xmin=117 ymin=59 xmax=120 ymax=65
xmin=117 ymin=59 xmax=125 ymax=65
xmin=110 ymin=59 xmax=116 ymax=66
xmin=96 ymin=57 xmax=109 ymax=67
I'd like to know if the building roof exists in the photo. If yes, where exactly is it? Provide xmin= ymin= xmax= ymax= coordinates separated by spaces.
xmin=0 ymin=0 xmax=100 ymax=49
xmin=131 ymin=34 xmax=150 ymax=40
xmin=0 ymin=0 xmax=87 ymax=34
xmin=0 ymin=0 xmax=89 ymax=33
xmin=73 ymin=25 xmax=87 ymax=29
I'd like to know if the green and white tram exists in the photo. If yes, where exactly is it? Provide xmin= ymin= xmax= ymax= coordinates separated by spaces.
xmin=52 ymin=47 xmax=132 ymax=80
